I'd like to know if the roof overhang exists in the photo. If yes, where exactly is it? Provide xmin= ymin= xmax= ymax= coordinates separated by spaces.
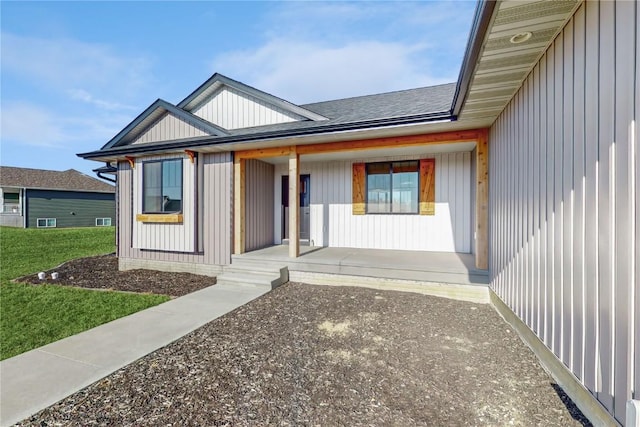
xmin=78 ymin=110 xmax=468 ymax=162
xmin=454 ymin=0 xmax=581 ymax=127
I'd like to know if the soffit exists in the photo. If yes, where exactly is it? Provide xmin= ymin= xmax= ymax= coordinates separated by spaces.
xmin=458 ymin=0 xmax=581 ymax=126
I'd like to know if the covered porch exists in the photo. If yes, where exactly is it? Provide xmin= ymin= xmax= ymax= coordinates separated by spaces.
xmin=233 ymin=128 xmax=489 ymax=269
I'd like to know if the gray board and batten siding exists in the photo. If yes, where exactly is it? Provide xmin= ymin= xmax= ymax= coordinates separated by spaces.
xmin=26 ymin=190 xmax=114 ymax=228
xmin=489 ymin=0 xmax=638 ymax=423
xmin=245 ymin=159 xmax=275 ymax=252
xmin=117 ymin=152 xmax=232 ymax=275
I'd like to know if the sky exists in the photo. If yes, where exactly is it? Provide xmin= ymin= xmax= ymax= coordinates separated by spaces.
xmin=1 ymin=1 xmax=476 ymax=178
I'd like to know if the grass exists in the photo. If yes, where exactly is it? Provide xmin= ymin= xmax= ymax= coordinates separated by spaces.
xmin=0 ymin=226 xmax=169 ymax=360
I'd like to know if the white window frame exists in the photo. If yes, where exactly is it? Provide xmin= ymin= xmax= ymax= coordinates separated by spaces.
xmin=95 ymin=217 xmax=112 ymax=226
xmin=37 ymin=218 xmax=56 ymax=228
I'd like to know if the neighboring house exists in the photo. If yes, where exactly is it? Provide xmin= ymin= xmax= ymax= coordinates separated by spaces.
xmin=0 ymin=166 xmax=115 ymax=228
xmin=79 ymin=0 xmax=638 ymax=425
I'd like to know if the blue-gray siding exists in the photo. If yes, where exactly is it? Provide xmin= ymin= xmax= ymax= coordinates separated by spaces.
xmin=489 ymin=1 xmax=638 ymax=422
xmin=26 ymin=190 xmax=114 ymax=228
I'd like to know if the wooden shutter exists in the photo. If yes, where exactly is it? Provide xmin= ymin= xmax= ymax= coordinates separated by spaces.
xmin=419 ymin=159 xmax=435 ymax=215
xmin=352 ymin=163 xmax=366 ymax=215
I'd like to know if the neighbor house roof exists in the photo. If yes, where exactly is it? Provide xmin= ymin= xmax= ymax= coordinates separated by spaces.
xmin=0 ymin=166 xmax=115 ymax=193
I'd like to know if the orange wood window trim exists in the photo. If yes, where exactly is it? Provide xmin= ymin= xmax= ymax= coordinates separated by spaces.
xmin=136 ymin=213 xmax=183 ymax=223
xmin=352 ymin=163 xmax=366 ymax=215
xmin=419 ymin=158 xmax=435 ymax=215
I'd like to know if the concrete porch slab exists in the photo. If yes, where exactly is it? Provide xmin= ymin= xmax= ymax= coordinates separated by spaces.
xmin=234 ymin=246 xmax=489 ymax=286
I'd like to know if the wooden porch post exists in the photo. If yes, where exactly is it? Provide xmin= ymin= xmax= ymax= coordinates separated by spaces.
xmin=233 ymin=156 xmax=245 ymax=255
xmin=475 ymin=130 xmax=489 ymax=270
xmin=288 ymin=148 xmax=300 ymax=258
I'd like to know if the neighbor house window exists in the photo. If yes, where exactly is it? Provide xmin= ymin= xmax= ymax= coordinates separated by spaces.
xmin=96 ymin=218 xmax=112 ymax=226
xmin=37 ymin=218 xmax=56 ymax=228
xmin=142 ymin=159 xmax=183 ymax=213
xmin=2 ymin=192 xmax=19 ymax=213
xmin=366 ymin=161 xmax=419 ymax=214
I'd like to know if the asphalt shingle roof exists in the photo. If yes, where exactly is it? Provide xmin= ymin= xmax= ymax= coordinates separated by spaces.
xmin=223 ymin=83 xmax=457 ymax=137
xmin=302 ymin=83 xmax=456 ymax=122
xmin=78 ymin=79 xmax=458 ymax=159
xmin=0 ymin=166 xmax=115 ymax=193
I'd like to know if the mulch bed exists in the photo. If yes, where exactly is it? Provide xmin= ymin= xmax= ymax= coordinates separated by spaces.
xmin=15 ymin=254 xmax=215 ymax=297
xmin=17 ymin=282 xmax=590 ymax=426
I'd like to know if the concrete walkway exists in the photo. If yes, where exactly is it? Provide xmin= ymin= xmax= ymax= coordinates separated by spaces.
xmin=0 ymin=284 xmax=268 ymax=427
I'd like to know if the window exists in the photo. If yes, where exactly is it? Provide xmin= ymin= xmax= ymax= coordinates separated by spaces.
xmin=366 ymin=161 xmax=419 ymax=214
xmin=96 ymin=218 xmax=112 ymax=226
xmin=37 ymin=218 xmax=56 ymax=228
xmin=142 ymin=159 xmax=183 ymax=213
xmin=2 ymin=192 xmax=19 ymax=213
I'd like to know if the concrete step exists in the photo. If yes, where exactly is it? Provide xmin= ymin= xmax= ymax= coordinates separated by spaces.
xmin=230 ymin=256 xmax=287 ymax=271
xmin=216 ymin=266 xmax=288 ymax=290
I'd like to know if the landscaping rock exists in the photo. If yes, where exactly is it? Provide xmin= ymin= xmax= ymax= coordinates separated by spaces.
xmin=17 ymin=282 xmax=591 ymax=426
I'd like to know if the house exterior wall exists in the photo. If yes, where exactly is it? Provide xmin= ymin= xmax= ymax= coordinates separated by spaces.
xmin=117 ymin=152 xmax=232 ymax=273
xmin=25 ymin=189 xmax=114 ymax=228
xmin=488 ymin=1 xmax=638 ymax=422
xmin=245 ymin=159 xmax=275 ymax=252
xmin=133 ymin=113 xmax=209 ymax=144
xmin=0 ymin=187 xmax=24 ymax=227
xmin=192 ymin=86 xmax=302 ymax=130
xmin=273 ymin=151 xmax=472 ymax=252
xmin=132 ymin=153 xmax=196 ymax=252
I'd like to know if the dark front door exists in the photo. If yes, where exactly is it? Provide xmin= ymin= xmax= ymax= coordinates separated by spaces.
xmin=282 ymin=174 xmax=310 ymax=241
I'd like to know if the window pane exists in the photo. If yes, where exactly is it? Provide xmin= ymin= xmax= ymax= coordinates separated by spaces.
xmin=104 ymin=218 xmax=112 ymax=226
xmin=3 ymin=193 xmax=19 ymax=202
xmin=392 ymin=171 xmax=418 ymax=213
xmin=162 ymin=159 xmax=182 ymax=212
xmin=367 ymin=166 xmax=391 ymax=213
xmin=143 ymin=162 xmax=162 ymax=212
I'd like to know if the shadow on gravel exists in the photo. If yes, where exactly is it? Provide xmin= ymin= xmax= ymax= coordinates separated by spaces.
xmin=551 ymin=383 xmax=593 ymax=426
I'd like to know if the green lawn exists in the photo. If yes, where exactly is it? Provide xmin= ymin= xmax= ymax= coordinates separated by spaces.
xmin=0 ymin=226 xmax=169 ymax=360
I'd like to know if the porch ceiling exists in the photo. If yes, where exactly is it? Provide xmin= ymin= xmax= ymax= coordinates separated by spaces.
xmin=260 ymin=141 xmax=477 ymax=164
xmin=457 ymin=0 xmax=581 ymax=127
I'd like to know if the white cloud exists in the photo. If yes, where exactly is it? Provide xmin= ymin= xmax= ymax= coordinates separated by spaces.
xmin=212 ymin=39 xmax=451 ymax=104
xmin=1 ymin=32 xmax=152 ymax=104
xmin=1 ymin=103 xmax=66 ymax=148
xmin=68 ymin=89 xmax=137 ymax=111
xmin=210 ymin=1 xmax=474 ymax=104
xmin=1 ymin=102 xmax=131 ymax=149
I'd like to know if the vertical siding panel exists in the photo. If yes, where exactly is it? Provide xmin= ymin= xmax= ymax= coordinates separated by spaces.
xmin=510 ymin=99 xmax=516 ymax=311
xmin=598 ymin=0 xmax=615 ymax=412
xmin=613 ymin=0 xmax=635 ymax=418
xmin=527 ymin=75 xmax=534 ymax=329
xmin=572 ymin=5 xmax=586 ymax=382
xmin=518 ymin=89 xmax=525 ymax=319
xmin=463 ymin=152 xmax=471 ymax=252
xmin=545 ymin=44 xmax=556 ymax=351
xmin=538 ymin=54 xmax=548 ymax=345
xmin=635 ymin=0 xmax=640 ymax=402
xmin=530 ymin=70 xmax=539 ymax=334
xmin=527 ymin=76 xmax=538 ymax=331
xmin=583 ymin=0 xmax=599 ymax=393
xmin=562 ymin=20 xmax=575 ymax=369
xmin=553 ymin=36 xmax=564 ymax=358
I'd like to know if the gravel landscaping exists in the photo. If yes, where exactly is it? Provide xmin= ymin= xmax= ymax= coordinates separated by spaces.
xmin=16 ymin=281 xmax=590 ymax=426
xmin=16 ymin=254 xmax=214 ymax=297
